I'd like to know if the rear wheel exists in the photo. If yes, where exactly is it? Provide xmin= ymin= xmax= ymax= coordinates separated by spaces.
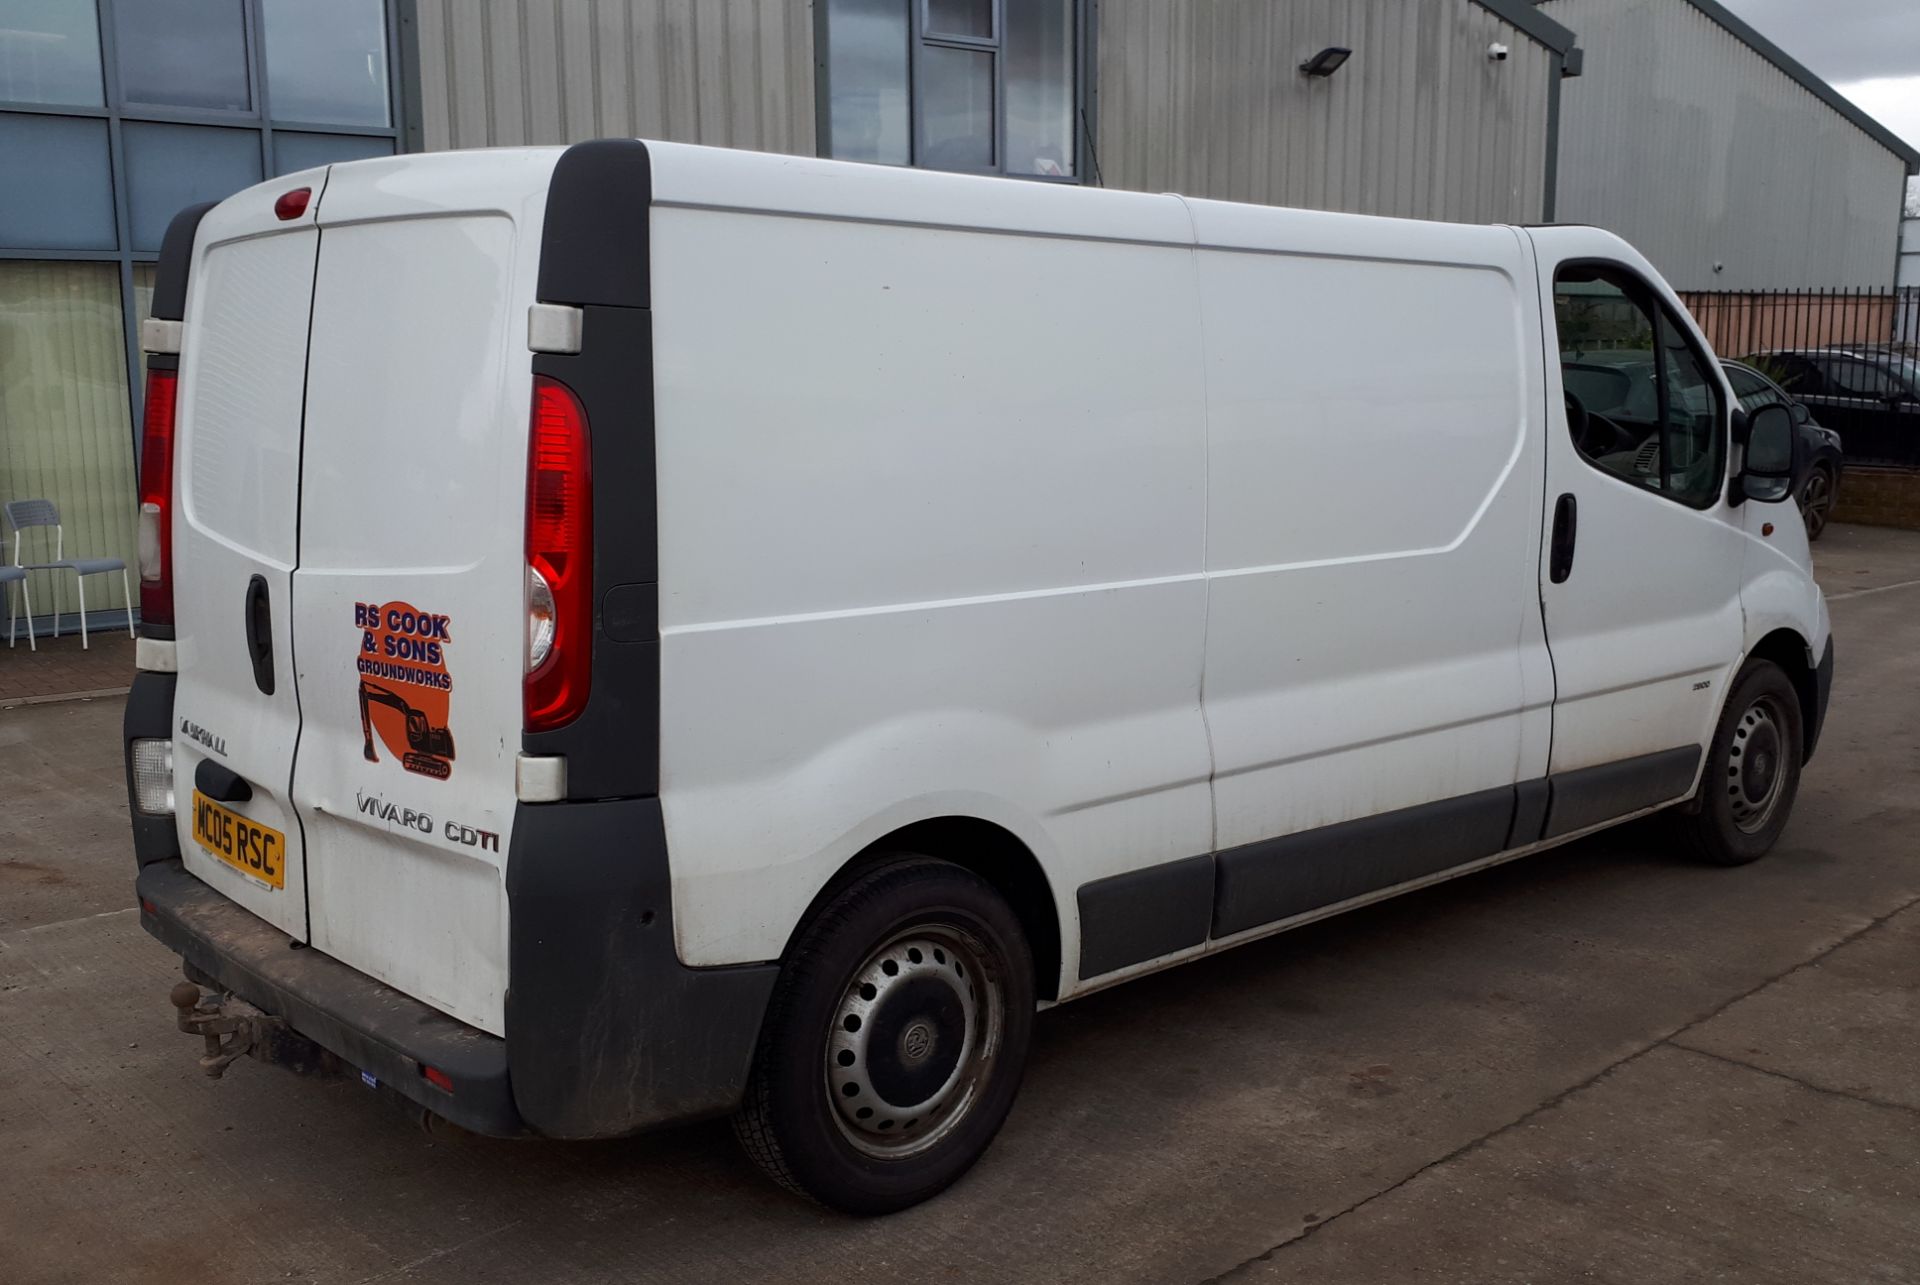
xmin=1798 ymin=465 xmax=1835 ymax=541
xmin=1670 ymin=659 xmax=1804 ymax=866
xmin=733 ymin=858 xmax=1034 ymax=1214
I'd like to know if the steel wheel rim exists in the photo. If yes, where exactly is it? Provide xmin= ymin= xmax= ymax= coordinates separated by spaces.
xmin=826 ymin=924 xmax=1003 ymax=1159
xmin=1800 ymin=470 xmax=1831 ymax=538
xmin=1727 ymin=695 xmax=1788 ymax=834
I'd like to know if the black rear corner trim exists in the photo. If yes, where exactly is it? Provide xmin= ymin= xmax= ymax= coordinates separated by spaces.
xmin=523 ymin=140 xmax=659 ymax=799
xmin=537 ymin=139 xmax=651 ymax=310
xmin=1077 ymin=854 xmax=1214 ymax=979
xmin=151 ymin=201 xmax=219 ymax=322
xmin=136 ymin=859 xmax=523 ymax=1138
xmin=123 ymin=672 xmax=181 ymax=868
xmin=505 ymin=797 xmax=778 ymax=1139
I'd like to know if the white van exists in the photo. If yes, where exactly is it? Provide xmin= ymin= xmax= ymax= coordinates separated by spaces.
xmin=123 ymin=140 xmax=1832 ymax=1214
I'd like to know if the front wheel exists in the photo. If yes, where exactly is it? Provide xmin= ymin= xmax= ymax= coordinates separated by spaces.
xmin=1670 ymin=659 xmax=1804 ymax=866
xmin=733 ymin=858 xmax=1035 ymax=1214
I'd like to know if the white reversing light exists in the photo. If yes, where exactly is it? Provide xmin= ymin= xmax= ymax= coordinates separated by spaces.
xmin=131 ymin=738 xmax=175 ymax=815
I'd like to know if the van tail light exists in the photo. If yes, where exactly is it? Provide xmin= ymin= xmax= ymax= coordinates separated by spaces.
xmin=137 ymin=368 xmax=180 ymax=629
xmin=524 ymin=375 xmax=592 ymax=731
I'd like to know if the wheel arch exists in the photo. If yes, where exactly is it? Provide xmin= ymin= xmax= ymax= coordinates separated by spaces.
xmin=1744 ymin=627 xmax=1820 ymax=759
xmin=784 ymin=817 xmax=1065 ymax=1002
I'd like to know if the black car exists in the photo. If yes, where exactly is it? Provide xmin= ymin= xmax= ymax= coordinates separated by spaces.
xmin=1722 ymin=359 xmax=1846 ymax=540
xmin=1747 ymin=346 xmax=1920 ymax=471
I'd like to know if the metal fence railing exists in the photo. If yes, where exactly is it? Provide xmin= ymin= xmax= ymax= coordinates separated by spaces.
xmin=1681 ymin=287 xmax=1920 ymax=469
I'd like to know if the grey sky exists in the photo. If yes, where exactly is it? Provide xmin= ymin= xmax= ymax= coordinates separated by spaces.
xmin=1715 ymin=0 xmax=1920 ymax=83
xmin=1714 ymin=0 xmax=1920 ymax=159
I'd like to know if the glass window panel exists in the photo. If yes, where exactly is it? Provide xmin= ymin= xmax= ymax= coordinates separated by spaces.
xmin=0 ymin=0 xmax=104 ymax=105
xmin=0 ymin=112 xmax=113 ymax=249
xmin=262 ymin=0 xmax=389 ymax=126
xmin=0 ymin=261 xmax=138 ymax=618
xmin=114 ymin=0 xmax=249 ymax=112
xmin=133 ymin=261 xmax=156 ymax=393
xmin=1006 ymin=0 xmax=1073 ymax=176
xmin=271 ymin=130 xmax=393 ymax=177
xmin=925 ymin=0 xmax=991 ymax=39
xmin=124 ymin=121 xmax=262 ymax=252
xmin=920 ymin=45 xmax=992 ymax=171
xmin=826 ymin=0 xmax=909 ymax=165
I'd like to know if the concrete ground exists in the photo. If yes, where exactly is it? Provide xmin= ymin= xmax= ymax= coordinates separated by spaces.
xmin=3 ymin=523 xmax=1917 ymax=1285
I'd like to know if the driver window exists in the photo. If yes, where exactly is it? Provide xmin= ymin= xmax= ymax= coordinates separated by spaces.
xmin=1554 ymin=266 xmax=1725 ymax=508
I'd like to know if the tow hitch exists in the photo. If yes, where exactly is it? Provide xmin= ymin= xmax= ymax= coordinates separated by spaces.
xmin=169 ymin=980 xmax=341 ymax=1079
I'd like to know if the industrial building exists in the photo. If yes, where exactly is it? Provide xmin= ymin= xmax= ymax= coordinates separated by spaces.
xmin=1543 ymin=0 xmax=1920 ymax=290
xmin=0 ymin=0 xmax=1911 ymax=630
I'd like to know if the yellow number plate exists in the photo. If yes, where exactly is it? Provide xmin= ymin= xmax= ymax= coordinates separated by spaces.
xmin=191 ymin=790 xmax=286 ymax=890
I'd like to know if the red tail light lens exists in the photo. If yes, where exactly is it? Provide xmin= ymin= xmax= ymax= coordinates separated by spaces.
xmin=137 ymin=368 xmax=180 ymax=629
xmin=524 ymin=375 xmax=592 ymax=731
xmin=273 ymin=187 xmax=311 ymax=221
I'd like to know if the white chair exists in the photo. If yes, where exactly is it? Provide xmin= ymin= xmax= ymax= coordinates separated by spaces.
xmin=4 ymin=499 xmax=131 ymax=650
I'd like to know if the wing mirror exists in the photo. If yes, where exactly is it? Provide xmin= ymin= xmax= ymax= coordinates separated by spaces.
xmin=1788 ymin=401 xmax=1811 ymax=426
xmin=1737 ymin=404 xmax=1797 ymax=505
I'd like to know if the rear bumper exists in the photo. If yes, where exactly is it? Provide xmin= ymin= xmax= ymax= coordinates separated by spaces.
xmin=126 ymin=665 xmax=778 ymax=1140
xmin=137 ymin=858 xmax=525 ymax=1136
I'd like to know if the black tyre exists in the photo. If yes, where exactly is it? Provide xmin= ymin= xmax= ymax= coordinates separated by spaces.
xmin=1671 ymin=659 xmax=1804 ymax=866
xmin=732 ymin=858 xmax=1035 ymax=1215
xmin=1798 ymin=465 xmax=1835 ymax=542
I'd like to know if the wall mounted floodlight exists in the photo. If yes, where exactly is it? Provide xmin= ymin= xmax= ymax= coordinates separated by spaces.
xmin=1299 ymin=46 xmax=1351 ymax=77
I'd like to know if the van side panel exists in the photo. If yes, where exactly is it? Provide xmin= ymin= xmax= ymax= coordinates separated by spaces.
xmin=647 ymin=156 xmax=1212 ymax=985
xmin=1185 ymin=202 xmax=1553 ymax=886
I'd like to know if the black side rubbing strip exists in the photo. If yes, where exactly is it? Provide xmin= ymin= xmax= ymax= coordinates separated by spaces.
xmin=1076 ymin=854 xmax=1215 ymax=979
xmin=522 ymin=140 xmax=658 ymax=799
xmin=1542 ymin=746 xmax=1702 ymax=839
xmin=1509 ymin=777 xmax=1551 ymax=848
xmin=1211 ymin=784 xmax=1518 ymax=939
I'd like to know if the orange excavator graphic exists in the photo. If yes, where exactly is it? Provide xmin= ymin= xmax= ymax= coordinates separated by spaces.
xmin=358 ymin=680 xmax=456 ymax=780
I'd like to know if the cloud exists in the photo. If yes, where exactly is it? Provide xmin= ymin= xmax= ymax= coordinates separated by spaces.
xmin=1837 ymin=77 xmax=1920 ymax=155
xmin=1717 ymin=0 xmax=1920 ymax=84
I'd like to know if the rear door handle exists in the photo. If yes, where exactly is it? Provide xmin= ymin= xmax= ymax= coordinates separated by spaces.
xmin=195 ymin=757 xmax=253 ymax=803
xmin=1549 ymin=493 xmax=1578 ymax=584
xmin=244 ymin=574 xmax=275 ymax=696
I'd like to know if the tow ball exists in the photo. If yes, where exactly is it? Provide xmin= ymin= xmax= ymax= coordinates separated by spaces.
xmin=170 ymin=981 xmax=279 ymax=1077
xmin=169 ymin=981 xmax=339 ymax=1079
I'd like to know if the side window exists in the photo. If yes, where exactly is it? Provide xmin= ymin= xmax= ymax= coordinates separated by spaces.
xmin=1724 ymin=367 xmax=1782 ymax=416
xmin=1553 ymin=266 xmax=1726 ymax=508
xmin=1768 ymin=355 xmax=1821 ymax=394
xmin=1817 ymin=358 xmax=1897 ymax=399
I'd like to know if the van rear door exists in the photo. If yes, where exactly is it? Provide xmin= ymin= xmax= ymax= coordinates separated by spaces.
xmin=287 ymin=151 xmax=561 ymax=1036
xmin=168 ymin=178 xmax=326 ymax=940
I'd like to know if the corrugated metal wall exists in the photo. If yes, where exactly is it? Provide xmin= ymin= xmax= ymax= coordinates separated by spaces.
xmin=1543 ymin=0 xmax=1909 ymax=290
xmin=1095 ymin=0 xmax=1555 ymax=223
xmin=410 ymin=0 xmax=814 ymax=154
